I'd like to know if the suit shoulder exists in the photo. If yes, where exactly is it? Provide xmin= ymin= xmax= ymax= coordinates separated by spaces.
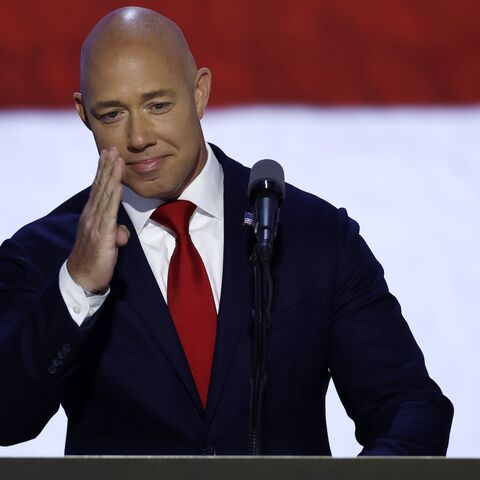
xmin=284 ymin=181 xmax=338 ymax=216
xmin=7 ymin=188 xmax=90 ymax=254
xmin=210 ymin=142 xmax=344 ymax=228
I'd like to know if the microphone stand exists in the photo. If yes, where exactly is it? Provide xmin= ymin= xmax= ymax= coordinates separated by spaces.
xmin=246 ymin=161 xmax=284 ymax=455
xmin=248 ymin=244 xmax=274 ymax=455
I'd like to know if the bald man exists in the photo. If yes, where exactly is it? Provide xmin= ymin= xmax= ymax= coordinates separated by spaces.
xmin=0 ymin=7 xmax=452 ymax=455
xmin=70 ymin=8 xmax=212 ymax=293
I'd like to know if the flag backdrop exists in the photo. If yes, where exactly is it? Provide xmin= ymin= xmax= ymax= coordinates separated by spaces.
xmin=0 ymin=0 xmax=479 ymax=457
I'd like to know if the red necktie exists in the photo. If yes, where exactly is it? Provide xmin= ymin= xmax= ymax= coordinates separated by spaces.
xmin=151 ymin=200 xmax=217 ymax=408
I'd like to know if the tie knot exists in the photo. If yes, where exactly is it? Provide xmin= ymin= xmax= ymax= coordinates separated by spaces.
xmin=151 ymin=200 xmax=197 ymax=237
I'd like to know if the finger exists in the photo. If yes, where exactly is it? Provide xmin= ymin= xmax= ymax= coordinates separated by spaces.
xmin=89 ymin=147 xmax=120 ymax=213
xmin=87 ymin=149 xmax=110 ymax=213
xmin=96 ymin=147 xmax=119 ymax=199
xmin=91 ymin=148 xmax=114 ymax=194
xmin=86 ymin=150 xmax=105 ymax=208
xmin=82 ymin=148 xmax=119 ymax=236
xmin=98 ymin=160 xmax=124 ymax=233
xmin=102 ymin=154 xmax=124 ymax=215
xmin=116 ymin=224 xmax=130 ymax=247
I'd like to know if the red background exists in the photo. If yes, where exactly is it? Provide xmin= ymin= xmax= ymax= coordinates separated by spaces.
xmin=1 ymin=0 xmax=480 ymax=107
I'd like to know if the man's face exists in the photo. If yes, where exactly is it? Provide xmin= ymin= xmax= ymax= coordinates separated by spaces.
xmin=76 ymin=42 xmax=210 ymax=199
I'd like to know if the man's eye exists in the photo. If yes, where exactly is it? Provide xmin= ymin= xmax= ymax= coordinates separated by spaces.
xmin=100 ymin=111 xmax=121 ymax=123
xmin=151 ymin=103 xmax=170 ymax=112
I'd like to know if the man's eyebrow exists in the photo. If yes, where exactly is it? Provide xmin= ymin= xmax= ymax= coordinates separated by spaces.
xmin=91 ymin=99 xmax=125 ymax=111
xmin=91 ymin=90 xmax=177 ymax=112
xmin=141 ymin=89 xmax=176 ymax=101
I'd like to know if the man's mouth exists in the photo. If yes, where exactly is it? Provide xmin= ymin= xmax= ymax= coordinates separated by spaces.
xmin=126 ymin=155 xmax=169 ymax=173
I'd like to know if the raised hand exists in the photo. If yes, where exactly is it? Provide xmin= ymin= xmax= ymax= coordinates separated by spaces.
xmin=67 ymin=147 xmax=130 ymax=293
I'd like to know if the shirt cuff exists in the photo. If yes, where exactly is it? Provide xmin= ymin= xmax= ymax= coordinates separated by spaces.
xmin=58 ymin=260 xmax=109 ymax=326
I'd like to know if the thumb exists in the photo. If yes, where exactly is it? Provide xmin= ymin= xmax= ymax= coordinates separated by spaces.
xmin=116 ymin=224 xmax=130 ymax=247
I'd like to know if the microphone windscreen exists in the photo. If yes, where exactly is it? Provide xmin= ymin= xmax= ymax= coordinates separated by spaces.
xmin=247 ymin=159 xmax=285 ymax=202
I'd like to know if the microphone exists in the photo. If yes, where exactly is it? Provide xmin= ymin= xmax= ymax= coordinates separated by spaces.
xmin=247 ymin=159 xmax=285 ymax=261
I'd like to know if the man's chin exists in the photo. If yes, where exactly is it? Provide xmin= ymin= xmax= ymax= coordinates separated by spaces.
xmin=125 ymin=180 xmax=180 ymax=201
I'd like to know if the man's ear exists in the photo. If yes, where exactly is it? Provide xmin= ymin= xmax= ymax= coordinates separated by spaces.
xmin=73 ymin=92 xmax=92 ymax=130
xmin=194 ymin=67 xmax=211 ymax=120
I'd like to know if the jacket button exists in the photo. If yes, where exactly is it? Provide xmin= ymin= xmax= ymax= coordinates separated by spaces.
xmin=202 ymin=446 xmax=216 ymax=456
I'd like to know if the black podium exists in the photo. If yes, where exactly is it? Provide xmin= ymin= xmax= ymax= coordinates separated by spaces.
xmin=1 ymin=457 xmax=479 ymax=480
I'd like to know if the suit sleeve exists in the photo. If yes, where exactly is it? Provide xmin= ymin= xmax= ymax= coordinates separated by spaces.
xmin=0 ymin=236 xmax=88 ymax=446
xmin=328 ymin=208 xmax=453 ymax=455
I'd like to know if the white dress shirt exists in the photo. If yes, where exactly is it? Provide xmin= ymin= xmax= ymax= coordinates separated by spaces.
xmin=59 ymin=143 xmax=224 ymax=326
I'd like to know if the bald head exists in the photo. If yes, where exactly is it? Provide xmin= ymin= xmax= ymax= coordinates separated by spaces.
xmin=80 ymin=7 xmax=196 ymax=96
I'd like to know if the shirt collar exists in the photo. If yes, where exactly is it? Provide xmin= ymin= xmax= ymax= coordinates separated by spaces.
xmin=122 ymin=143 xmax=224 ymax=235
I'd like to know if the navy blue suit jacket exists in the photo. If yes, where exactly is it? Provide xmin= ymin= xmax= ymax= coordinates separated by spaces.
xmin=0 ymin=145 xmax=453 ymax=455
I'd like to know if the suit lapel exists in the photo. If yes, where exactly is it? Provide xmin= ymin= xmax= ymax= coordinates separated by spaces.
xmin=114 ymin=206 xmax=204 ymax=417
xmin=205 ymin=146 xmax=254 ymax=425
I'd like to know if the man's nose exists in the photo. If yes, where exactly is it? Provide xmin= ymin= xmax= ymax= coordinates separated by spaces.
xmin=127 ymin=114 xmax=156 ymax=151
